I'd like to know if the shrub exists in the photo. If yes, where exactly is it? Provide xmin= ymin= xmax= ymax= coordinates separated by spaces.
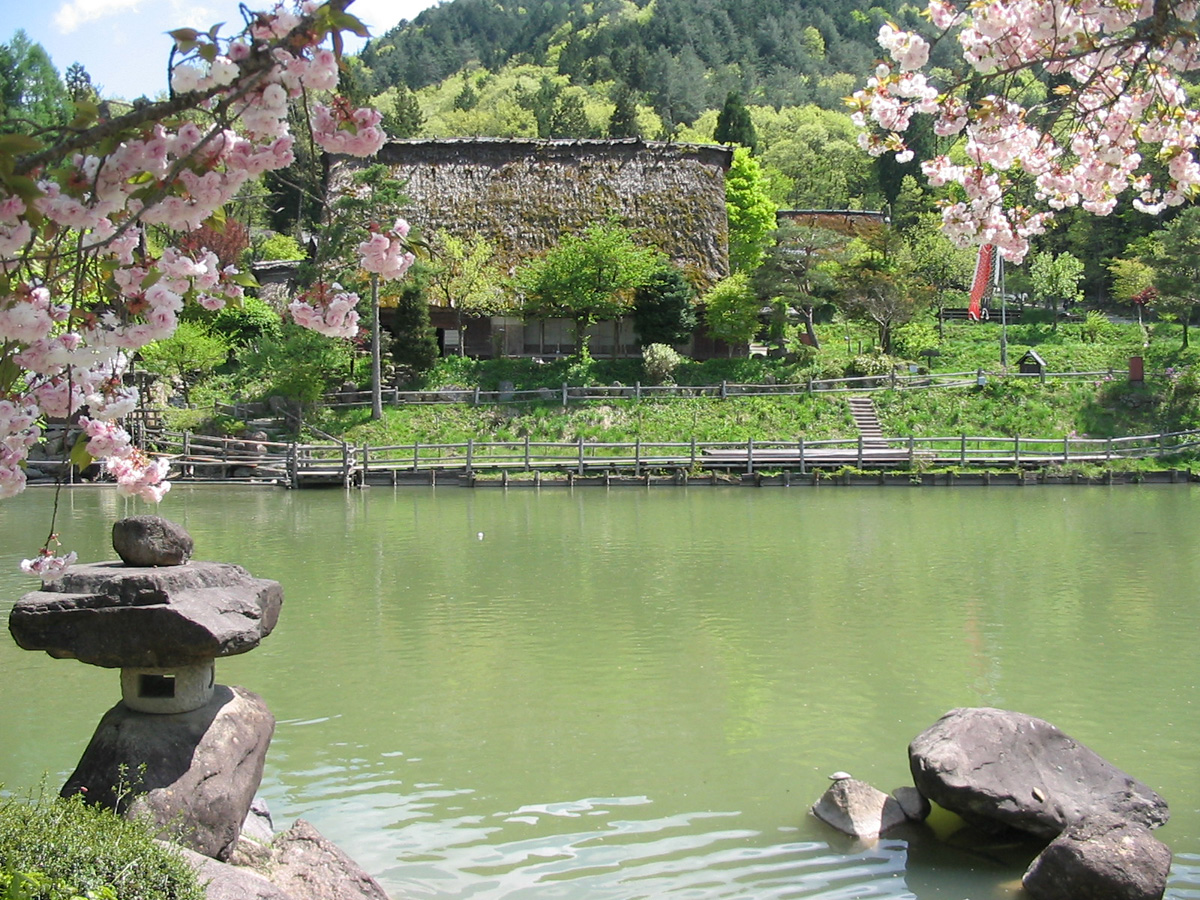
xmin=0 ymin=788 xmax=203 ymax=900
xmin=846 ymin=353 xmax=894 ymax=377
xmin=642 ymin=343 xmax=683 ymax=384
xmin=254 ymin=232 xmax=305 ymax=262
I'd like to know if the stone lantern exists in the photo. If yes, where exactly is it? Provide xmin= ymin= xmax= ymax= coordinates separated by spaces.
xmin=7 ymin=516 xmax=283 ymax=862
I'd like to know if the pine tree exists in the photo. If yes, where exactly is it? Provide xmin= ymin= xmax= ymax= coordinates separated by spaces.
xmin=388 ymin=270 xmax=440 ymax=386
xmin=714 ymin=91 xmax=757 ymax=154
xmin=607 ymin=83 xmax=641 ymax=138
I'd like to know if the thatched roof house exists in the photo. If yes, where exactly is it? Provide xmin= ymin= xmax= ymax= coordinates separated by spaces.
xmin=329 ymin=138 xmax=734 ymax=288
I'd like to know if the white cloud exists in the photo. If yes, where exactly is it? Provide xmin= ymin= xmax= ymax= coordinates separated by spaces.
xmin=54 ymin=0 xmax=144 ymax=34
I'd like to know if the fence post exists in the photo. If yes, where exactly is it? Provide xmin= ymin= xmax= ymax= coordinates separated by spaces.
xmin=635 ymin=438 xmax=642 ymax=476
xmin=908 ymin=435 xmax=915 ymax=466
xmin=960 ymin=434 xmax=967 ymax=467
xmin=799 ymin=438 xmax=806 ymax=475
xmin=361 ymin=443 xmax=369 ymax=482
xmin=1107 ymin=438 xmax=1113 ymax=462
xmin=857 ymin=435 xmax=863 ymax=468
xmin=1015 ymin=434 xmax=1021 ymax=467
xmin=1063 ymin=436 xmax=1070 ymax=462
xmin=721 ymin=380 xmax=728 ymax=400
xmin=413 ymin=442 xmax=420 ymax=472
xmin=747 ymin=438 xmax=754 ymax=475
xmin=691 ymin=436 xmax=697 ymax=469
xmin=473 ymin=386 xmax=480 ymax=406
xmin=221 ymin=439 xmax=229 ymax=480
xmin=466 ymin=438 xmax=474 ymax=475
xmin=288 ymin=442 xmax=297 ymax=488
xmin=577 ymin=435 xmax=585 ymax=476
xmin=807 ymin=376 xmax=813 ymax=395
xmin=342 ymin=443 xmax=350 ymax=488
xmin=636 ymin=381 xmax=642 ymax=400
xmin=562 ymin=382 xmax=568 ymax=406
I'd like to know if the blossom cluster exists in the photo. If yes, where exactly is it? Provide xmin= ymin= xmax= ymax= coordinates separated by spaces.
xmin=357 ymin=218 xmax=416 ymax=281
xmin=851 ymin=0 xmax=1200 ymax=262
xmin=289 ymin=282 xmax=361 ymax=338
xmin=2 ymin=1 xmax=401 ymax=577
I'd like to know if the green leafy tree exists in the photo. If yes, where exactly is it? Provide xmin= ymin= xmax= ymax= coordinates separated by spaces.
xmin=726 ymin=147 xmax=776 ymax=275
xmin=1151 ymin=207 xmax=1200 ymax=350
xmin=426 ymin=229 xmax=509 ymax=354
xmin=139 ymin=321 xmax=231 ymax=406
xmin=834 ymin=233 xmax=934 ymax=355
xmin=210 ymin=297 xmax=283 ymax=349
xmin=1029 ymin=250 xmax=1085 ymax=313
xmin=388 ymin=267 xmax=440 ymax=385
xmin=752 ymin=222 xmax=843 ymax=349
xmin=0 ymin=30 xmax=69 ymax=131
xmin=247 ymin=323 xmax=347 ymax=408
xmin=633 ymin=265 xmax=697 ymax=347
xmin=1108 ymin=255 xmax=1155 ymax=341
xmin=702 ymin=271 xmax=760 ymax=355
xmin=714 ymin=91 xmax=757 ymax=153
xmin=516 ymin=222 xmax=663 ymax=358
xmin=905 ymin=213 xmax=976 ymax=305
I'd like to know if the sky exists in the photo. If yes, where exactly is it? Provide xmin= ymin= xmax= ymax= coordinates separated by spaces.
xmin=0 ymin=0 xmax=444 ymax=100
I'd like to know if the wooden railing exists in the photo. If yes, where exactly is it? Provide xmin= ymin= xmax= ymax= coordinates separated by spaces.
xmin=140 ymin=428 xmax=1200 ymax=488
xmin=319 ymin=368 xmax=1129 ymax=408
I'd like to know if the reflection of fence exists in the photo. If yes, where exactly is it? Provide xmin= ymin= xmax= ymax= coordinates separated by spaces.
xmin=320 ymin=368 xmax=1128 ymax=409
xmin=143 ymin=429 xmax=1200 ymax=489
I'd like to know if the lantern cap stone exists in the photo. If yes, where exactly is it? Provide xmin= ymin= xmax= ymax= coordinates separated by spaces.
xmin=8 ymin=560 xmax=283 ymax=668
xmin=112 ymin=516 xmax=194 ymax=567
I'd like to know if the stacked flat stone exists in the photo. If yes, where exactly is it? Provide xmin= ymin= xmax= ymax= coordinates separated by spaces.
xmin=5 ymin=516 xmax=283 ymax=862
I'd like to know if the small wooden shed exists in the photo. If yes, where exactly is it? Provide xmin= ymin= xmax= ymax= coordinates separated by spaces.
xmin=1017 ymin=350 xmax=1046 ymax=375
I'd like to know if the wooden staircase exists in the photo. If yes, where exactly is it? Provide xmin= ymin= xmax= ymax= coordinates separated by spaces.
xmin=848 ymin=396 xmax=888 ymax=449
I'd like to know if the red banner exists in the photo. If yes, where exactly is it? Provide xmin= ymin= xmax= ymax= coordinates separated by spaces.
xmin=968 ymin=244 xmax=995 ymax=321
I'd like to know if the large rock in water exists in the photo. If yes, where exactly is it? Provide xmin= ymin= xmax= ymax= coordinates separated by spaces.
xmin=811 ymin=778 xmax=909 ymax=839
xmin=8 ymin=561 xmax=283 ymax=668
xmin=62 ymin=685 xmax=274 ymax=861
xmin=1023 ymin=813 xmax=1172 ymax=900
xmin=909 ymin=708 xmax=1169 ymax=839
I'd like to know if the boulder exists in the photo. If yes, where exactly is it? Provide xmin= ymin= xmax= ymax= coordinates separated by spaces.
xmin=1023 ymin=814 xmax=1172 ymax=900
xmin=909 ymin=708 xmax=1168 ymax=839
xmin=175 ymin=845 xmax=296 ymax=900
xmin=8 ymin=561 xmax=283 ymax=668
xmin=266 ymin=819 xmax=391 ymax=900
xmin=62 ymin=685 xmax=274 ymax=861
xmin=812 ymin=777 xmax=908 ymax=839
xmin=891 ymin=785 xmax=931 ymax=822
xmin=112 ymin=516 xmax=194 ymax=567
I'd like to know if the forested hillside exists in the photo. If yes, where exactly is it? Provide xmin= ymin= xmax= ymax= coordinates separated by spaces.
xmin=357 ymin=0 xmax=950 ymax=125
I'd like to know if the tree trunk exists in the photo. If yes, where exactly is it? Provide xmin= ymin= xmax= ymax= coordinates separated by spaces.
xmin=370 ymin=273 xmax=382 ymax=421
xmin=803 ymin=306 xmax=821 ymax=350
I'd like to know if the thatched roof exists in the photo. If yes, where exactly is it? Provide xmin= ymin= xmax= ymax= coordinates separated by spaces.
xmin=777 ymin=209 xmax=889 ymax=238
xmin=329 ymin=138 xmax=734 ymax=288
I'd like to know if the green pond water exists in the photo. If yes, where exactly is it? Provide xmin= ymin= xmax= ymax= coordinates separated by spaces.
xmin=1 ymin=483 xmax=1198 ymax=899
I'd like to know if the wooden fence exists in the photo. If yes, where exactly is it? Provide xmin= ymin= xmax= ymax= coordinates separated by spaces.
xmin=318 ymin=368 xmax=1127 ymax=409
xmin=142 ymin=428 xmax=1200 ymax=489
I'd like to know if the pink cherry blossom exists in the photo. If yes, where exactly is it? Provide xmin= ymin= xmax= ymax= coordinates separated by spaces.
xmin=0 ymin=1 xmax=394 ymax=570
xmin=853 ymin=0 xmax=1200 ymax=260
